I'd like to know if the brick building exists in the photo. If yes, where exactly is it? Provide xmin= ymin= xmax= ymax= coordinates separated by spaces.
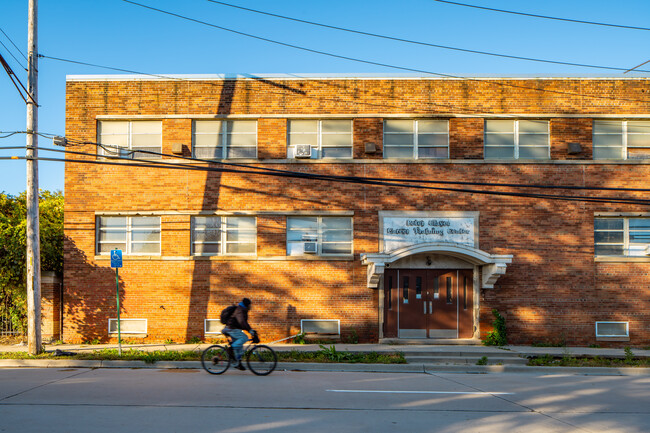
xmin=62 ymin=74 xmax=650 ymax=346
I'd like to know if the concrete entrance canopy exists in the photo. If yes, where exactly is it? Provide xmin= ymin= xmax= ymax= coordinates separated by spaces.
xmin=361 ymin=242 xmax=513 ymax=289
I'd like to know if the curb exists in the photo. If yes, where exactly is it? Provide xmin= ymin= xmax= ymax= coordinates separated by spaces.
xmin=1 ymin=359 xmax=650 ymax=375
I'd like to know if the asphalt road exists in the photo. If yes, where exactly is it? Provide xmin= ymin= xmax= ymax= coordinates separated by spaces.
xmin=1 ymin=368 xmax=649 ymax=432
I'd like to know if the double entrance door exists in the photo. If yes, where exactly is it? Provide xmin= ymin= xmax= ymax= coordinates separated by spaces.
xmin=384 ymin=269 xmax=474 ymax=339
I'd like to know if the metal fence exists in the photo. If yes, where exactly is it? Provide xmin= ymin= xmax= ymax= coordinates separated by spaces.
xmin=1 ymin=308 xmax=25 ymax=337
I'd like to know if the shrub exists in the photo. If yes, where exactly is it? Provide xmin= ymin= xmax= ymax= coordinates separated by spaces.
xmin=483 ymin=309 xmax=507 ymax=346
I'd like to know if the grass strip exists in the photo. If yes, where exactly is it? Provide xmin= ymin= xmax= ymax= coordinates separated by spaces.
xmin=528 ymin=355 xmax=650 ymax=368
xmin=0 ymin=347 xmax=406 ymax=365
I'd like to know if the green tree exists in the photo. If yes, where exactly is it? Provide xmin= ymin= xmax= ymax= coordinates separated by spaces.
xmin=0 ymin=190 xmax=63 ymax=334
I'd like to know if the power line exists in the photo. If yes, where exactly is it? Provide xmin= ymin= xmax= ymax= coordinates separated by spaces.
xmin=120 ymin=0 xmax=650 ymax=105
xmin=40 ymin=54 xmax=529 ymax=118
xmin=206 ymin=0 xmax=650 ymax=73
xmin=0 ymin=25 xmax=28 ymax=62
xmin=37 ymin=54 xmax=186 ymax=81
xmin=433 ymin=0 xmax=650 ymax=31
xmin=0 ymin=51 xmax=36 ymax=104
xmin=10 ymin=154 xmax=649 ymax=206
xmin=53 ymin=138 xmax=650 ymax=194
xmin=0 ymin=40 xmax=27 ymax=71
xmin=625 ymin=59 xmax=650 ymax=74
xmin=17 ymin=143 xmax=650 ymax=205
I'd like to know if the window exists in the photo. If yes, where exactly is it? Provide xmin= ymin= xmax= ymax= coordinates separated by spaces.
xmin=595 ymin=322 xmax=629 ymax=338
xmin=593 ymin=120 xmax=650 ymax=160
xmin=109 ymin=319 xmax=147 ymax=334
xmin=288 ymin=120 xmax=352 ymax=159
xmin=384 ymin=119 xmax=448 ymax=159
xmin=96 ymin=216 xmax=160 ymax=255
xmin=287 ymin=216 xmax=353 ymax=255
xmin=484 ymin=120 xmax=549 ymax=159
xmin=98 ymin=121 xmax=162 ymax=159
xmin=594 ymin=217 xmax=650 ymax=257
xmin=192 ymin=216 xmax=256 ymax=255
xmin=193 ymin=120 xmax=257 ymax=159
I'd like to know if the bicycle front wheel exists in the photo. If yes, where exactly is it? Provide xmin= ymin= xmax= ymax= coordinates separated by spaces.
xmin=201 ymin=345 xmax=231 ymax=375
xmin=246 ymin=345 xmax=277 ymax=376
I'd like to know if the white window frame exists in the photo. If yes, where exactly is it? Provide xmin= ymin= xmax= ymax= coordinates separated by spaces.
xmin=204 ymin=319 xmax=224 ymax=335
xmin=98 ymin=120 xmax=162 ymax=159
xmin=484 ymin=119 xmax=550 ymax=160
xmin=594 ymin=217 xmax=650 ymax=257
xmin=191 ymin=216 xmax=257 ymax=256
xmin=96 ymin=216 xmax=161 ymax=256
xmin=595 ymin=321 xmax=629 ymax=338
xmin=383 ymin=119 xmax=449 ymax=159
xmin=287 ymin=120 xmax=353 ymax=159
xmin=286 ymin=216 xmax=353 ymax=256
xmin=192 ymin=120 xmax=258 ymax=160
xmin=300 ymin=319 xmax=341 ymax=335
xmin=108 ymin=318 xmax=148 ymax=334
xmin=593 ymin=120 xmax=650 ymax=160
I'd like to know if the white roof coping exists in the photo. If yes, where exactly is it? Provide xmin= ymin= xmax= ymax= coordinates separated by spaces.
xmin=66 ymin=73 xmax=650 ymax=82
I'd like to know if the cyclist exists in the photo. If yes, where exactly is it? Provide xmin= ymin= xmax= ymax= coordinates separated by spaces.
xmin=222 ymin=297 xmax=255 ymax=370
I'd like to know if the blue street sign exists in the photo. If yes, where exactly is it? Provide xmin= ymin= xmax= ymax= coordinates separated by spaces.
xmin=110 ymin=249 xmax=123 ymax=268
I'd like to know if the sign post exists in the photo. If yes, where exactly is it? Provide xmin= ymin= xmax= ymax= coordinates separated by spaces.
xmin=110 ymin=249 xmax=123 ymax=355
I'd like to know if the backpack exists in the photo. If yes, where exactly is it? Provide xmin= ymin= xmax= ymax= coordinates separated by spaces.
xmin=220 ymin=305 xmax=237 ymax=324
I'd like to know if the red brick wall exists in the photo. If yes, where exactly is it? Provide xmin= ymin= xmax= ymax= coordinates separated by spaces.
xmin=63 ymin=77 xmax=650 ymax=346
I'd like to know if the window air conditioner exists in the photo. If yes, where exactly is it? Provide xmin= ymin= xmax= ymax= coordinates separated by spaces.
xmin=304 ymin=242 xmax=317 ymax=254
xmin=294 ymin=144 xmax=312 ymax=159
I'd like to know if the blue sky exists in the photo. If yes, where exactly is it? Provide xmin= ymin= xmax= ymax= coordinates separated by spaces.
xmin=1 ymin=0 xmax=649 ymax=196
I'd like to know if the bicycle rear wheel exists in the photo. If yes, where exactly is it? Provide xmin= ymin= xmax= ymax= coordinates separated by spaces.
xmin=246 ymin=344 xmax=277 ymax=376
xmin=201 ymin=345 xmax=231 ymax=375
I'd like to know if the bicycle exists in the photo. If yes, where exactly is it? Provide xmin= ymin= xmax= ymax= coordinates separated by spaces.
xmin=201 ymin=332 xmax=277 ymax=376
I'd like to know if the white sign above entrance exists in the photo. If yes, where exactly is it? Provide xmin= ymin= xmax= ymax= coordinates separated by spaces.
xmin=382 ymin=216 xmax=475 ymax=252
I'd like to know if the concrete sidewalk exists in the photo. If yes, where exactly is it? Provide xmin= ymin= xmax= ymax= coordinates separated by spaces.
xmin=1 ymin=341 xmax=649 ymax=375
xmin=3 ymin=341 xmax=649 ymax=358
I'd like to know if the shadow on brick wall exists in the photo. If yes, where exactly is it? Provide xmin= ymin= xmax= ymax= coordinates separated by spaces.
xmin=63 ymin=236 xmax=125 ymax=343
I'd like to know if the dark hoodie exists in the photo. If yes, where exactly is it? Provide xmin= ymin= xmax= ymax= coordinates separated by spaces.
xmin=226 ymin=301 xmax=251 ymax=332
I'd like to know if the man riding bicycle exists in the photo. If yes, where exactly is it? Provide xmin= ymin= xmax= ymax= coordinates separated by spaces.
xmin=222 ymin=297 xmax=256 ymax=370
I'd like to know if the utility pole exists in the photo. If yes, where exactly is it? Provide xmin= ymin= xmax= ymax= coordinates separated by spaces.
xmin=26 ymin=0 xmax=41 ymax=355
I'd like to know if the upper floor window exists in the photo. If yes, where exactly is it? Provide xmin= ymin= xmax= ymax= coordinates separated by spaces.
xmin=594 ymin=217 xmax=650 ymax=257
xmin=287 ymin=216 xmax=353 ymax=256
xmin=192 ymin=216 xmax=256 ymax=255
xmin=484 ymin=120 xmax=549 ymax=159
xmin=98 ymin=121 xmax=162 ymax=159
xmin=288 ymin=120 xmax=352 ymax=159
xmin=593 ymin=120 xmax=650 ymax=160
xmin=383 ymin=119 xmax=449 ymax=159
xmin=193 ymin=120 xmax=257 ymax=159
xmin=96 ymin=216 xmax=161 ymax=255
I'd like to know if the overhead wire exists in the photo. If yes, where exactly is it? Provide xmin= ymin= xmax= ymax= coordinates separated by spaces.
xmin=0 ymin=51 xmax=35 ymax=104
xmin=0 ymin=39 xmax=27 ymax=71
xmin=14 ymin=139 xmax=648 ymax=205
xmin=40 ymin=53 xmax=531 ymax=118
xmin=6 ymin=152 xmax=648 ymax=206
xmin=120 ymin=0 xmax=650 ymax=105
xmin=54 ymin=136 xmax=650 ymax=194
xmin=4 ymin=134 xmax=649 ymax=204
xmin=206 ymin=0 xmax=650 ymax=73
xmin=0 ymin=25 xmax=28 ymax=64
xmin=432 ymin=0 xmax=650 ymax=31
